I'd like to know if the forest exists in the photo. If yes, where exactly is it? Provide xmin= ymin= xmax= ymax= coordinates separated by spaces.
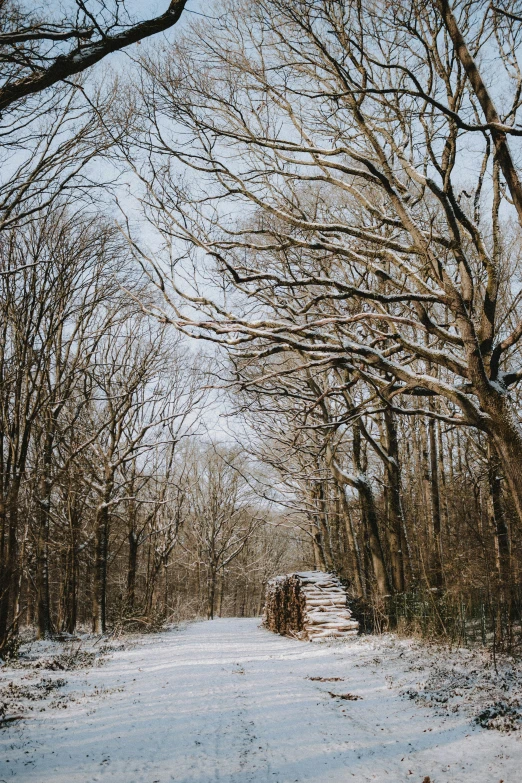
xmin=2 ymin=0 xmax=522 ymax=661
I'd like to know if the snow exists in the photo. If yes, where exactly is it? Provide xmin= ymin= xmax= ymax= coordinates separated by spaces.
xmin=1 ymin=617 xmax=521 ymax=782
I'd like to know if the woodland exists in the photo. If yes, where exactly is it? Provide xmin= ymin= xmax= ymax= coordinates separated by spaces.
xmin=2 ymin=0 xmax=522 ymax=657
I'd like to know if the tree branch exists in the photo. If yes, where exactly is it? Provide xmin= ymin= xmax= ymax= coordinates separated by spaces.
xmin=0 ymin=1 xmax=188 ymax=113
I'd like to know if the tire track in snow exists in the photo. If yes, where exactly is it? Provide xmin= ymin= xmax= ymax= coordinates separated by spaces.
xmin=1 ymin=618 xmax=521 ymax=782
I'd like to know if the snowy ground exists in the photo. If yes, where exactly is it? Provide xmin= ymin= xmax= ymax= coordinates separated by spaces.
xmin=1 ymin=618 xmax=521 ymax=782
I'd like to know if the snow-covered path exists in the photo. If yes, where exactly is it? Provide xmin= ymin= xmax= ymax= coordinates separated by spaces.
xmin=1 ymin=618 xmax=520 ymax=782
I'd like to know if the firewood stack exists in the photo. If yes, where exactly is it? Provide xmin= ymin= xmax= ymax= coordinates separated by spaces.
xmin=263 ymin=571 xmax=359 ymax=641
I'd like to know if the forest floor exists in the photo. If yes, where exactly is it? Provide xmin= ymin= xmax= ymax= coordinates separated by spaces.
xmin=1 ymin=618 xmax=522 ymax=782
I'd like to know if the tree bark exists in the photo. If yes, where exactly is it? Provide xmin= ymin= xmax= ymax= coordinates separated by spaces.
xmin=207 ymin=568 xmax=217 ymax=620
xmin=488 ymin=441 xmax=511 ymax=586
xmin=127 ymin=529 xmax=138 ymax=612
xmin=315 ymin=482 xmax=334 ymax=571
xmin=428 ymin=415 xmax=444 ymax=589
xmin=0 ymin=481 xmax=21 ymax=647
xmin=383 ymin=408 xmax=408 ymax=592
xmin=62 ymin=537 xmax=78 ymax=634
xmin=338 ymin=484 xmax=365 ymax=596
xmin=311 ymin=522 xmax=327 ymax=571
xmin=92 ymin=495 xmax=110 ymax=634
xmin=482 ymin=392 xmax=522 ymax=531
xmin=326 ymin=428 xmax=390 ymax=595
xmin=36 ymin=429 xmax=54 ymax=638
xmin=359 ymin=478 xmax=390 ymax=595
xmin=352 ymin=424 xmax=391 ymax=595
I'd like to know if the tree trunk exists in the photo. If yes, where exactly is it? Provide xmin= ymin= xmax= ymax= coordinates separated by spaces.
xmin=36 ymin=430 xmax=54 ymax=638
xmin=0 ymin=481 xmax=21 ymax=648
xmin=36 ymin=504 xmax=51 ymax=638
xmin=383 ymin=408 xmax=408 ymax=591
xmin=314 ymin=482 xmax=334 ymax=571
xmin=62 ymin=549 xmax=78 ymax=634
xmin=359 ymin=478 xmax=390 ymax=595
xmin=487 ymin=401 xmax=522 ymax=531
xmin=163 ymin=561 xmax=169 ymax=616
xmin=353 ymin=423 xmax=391 ymax=595
xmin=11 ymin=519 xmax=29 ymax=637
xmin=207 ymin=568 xmax=217 ymax=619
xmin=488 ymin=441 xmax=511 ymax=586
xmin=0 ymin=493 xmax=9 ymax=645
xmin=337 ymin=482 xmax=365 ymax=596
xmin=309 ymin=500 xmax=328 ymax=571
xmin=428 ymin=415 xmax=443 ymax=589
xmin=127 ymin=529 xmax=138 ymax=612
xmin=331 ymin=489 xmax=344 ymax=573
xmin=218 ymin=570 xmax=226 ymax=616
xmin=92 ymin=497 xmax=110 ymax=634
xmin=419 ymin=421 xmax=432 ymax=564
xmin=63 ymin=502 xmax=81 ymax=634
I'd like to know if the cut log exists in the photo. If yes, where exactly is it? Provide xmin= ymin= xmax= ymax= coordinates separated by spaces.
xmin=263 ymin=571 xmax=359 ymax=641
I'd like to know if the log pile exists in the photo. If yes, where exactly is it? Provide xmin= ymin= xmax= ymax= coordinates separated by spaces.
xmin=263 ymin=571 xmax=359 ymax=641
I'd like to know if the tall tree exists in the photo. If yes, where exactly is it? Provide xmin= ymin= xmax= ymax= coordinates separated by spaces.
xmin=127 ymin=0 xmax=522 ymax=534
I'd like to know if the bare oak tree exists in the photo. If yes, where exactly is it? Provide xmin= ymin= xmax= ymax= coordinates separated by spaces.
xmin=127 ymin=0 xmax=522 ymax=540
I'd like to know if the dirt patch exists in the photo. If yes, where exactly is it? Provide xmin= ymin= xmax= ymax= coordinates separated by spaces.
xmin=307 ymin=676 xmax=344 ymax=682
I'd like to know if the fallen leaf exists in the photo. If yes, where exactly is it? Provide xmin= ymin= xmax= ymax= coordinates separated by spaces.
xmin=328 ymin=691 xmax=362 ymax=701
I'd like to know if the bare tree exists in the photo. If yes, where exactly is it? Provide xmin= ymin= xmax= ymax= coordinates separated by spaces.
xmin=84 ymin=318 xmax=188 ymax=633
xmin=183 ymin=446 xmax=262 ymax=620
xmin=0 ymin=207 xmax=122 ymax=644
xmin=32 ymin=210 xmax=127 ymax=637
xmin=126 ymin=0 xmax=522 ymax=537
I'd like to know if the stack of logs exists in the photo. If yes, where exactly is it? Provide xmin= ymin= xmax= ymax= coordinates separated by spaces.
xmin=263 ymin=571 xmax=359 ymax=641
